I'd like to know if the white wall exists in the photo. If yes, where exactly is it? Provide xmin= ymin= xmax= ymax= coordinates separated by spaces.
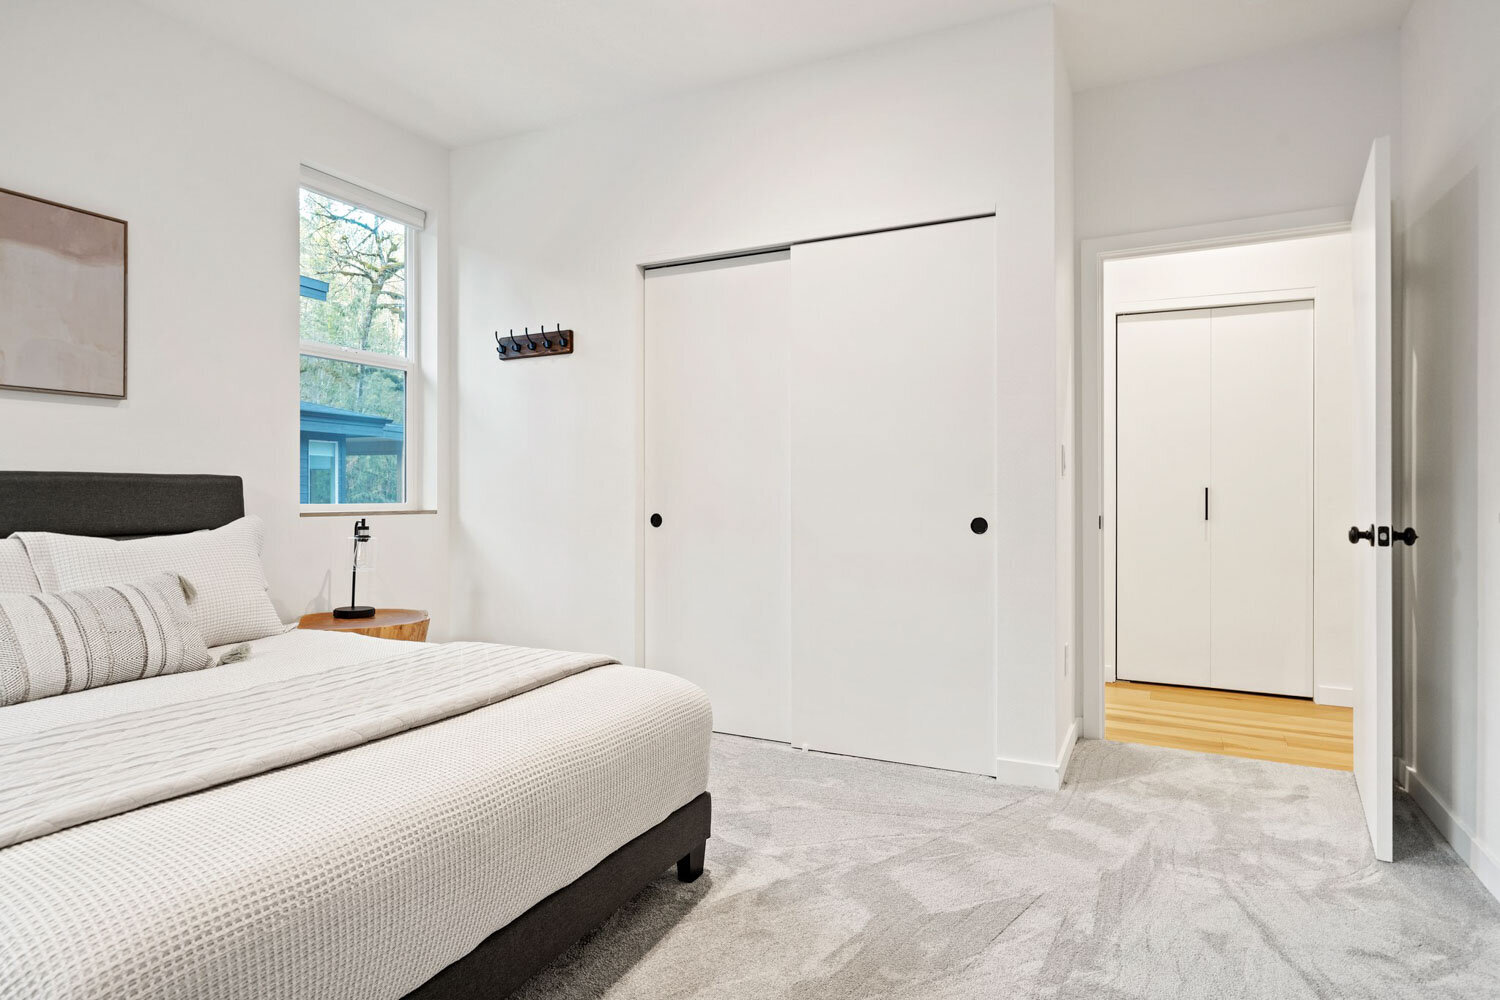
xmin=1398 ymin=0 xmax=1500 ymax=898
xmin=1074 ymin=30 xmax=1401 ymax=241
xmin=0 ymin=0 xmax=453 ymax=635
xmin=451 ymin=9 xmax=1076 ymax=782
xmin=1097 ymin=234 xmax=1359 ymax=726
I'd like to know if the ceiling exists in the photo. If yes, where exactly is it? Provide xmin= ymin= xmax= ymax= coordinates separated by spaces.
xmin=137 ymin=0 xmax=1411 ymax=147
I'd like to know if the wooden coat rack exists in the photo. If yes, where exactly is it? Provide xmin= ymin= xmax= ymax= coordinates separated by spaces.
xmin=495 ymin=325 xmax=573 ymax=360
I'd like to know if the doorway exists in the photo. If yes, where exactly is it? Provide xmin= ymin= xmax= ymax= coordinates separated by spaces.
xmin=1090 ymin=229 xmax=1364 ymax=776
xmin=1108 ymin=295 xmax=1345 ymax=770
xmin=1082 ymin=140 xmax=1395 ymax=860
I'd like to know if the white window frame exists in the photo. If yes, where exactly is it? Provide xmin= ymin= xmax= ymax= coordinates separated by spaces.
xmin=298 ymin=168 xmax=425 ymax=513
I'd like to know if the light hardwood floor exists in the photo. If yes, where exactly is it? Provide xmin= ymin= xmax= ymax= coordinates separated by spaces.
xmin=1105 ymin=681 xmax=1353 ymax=771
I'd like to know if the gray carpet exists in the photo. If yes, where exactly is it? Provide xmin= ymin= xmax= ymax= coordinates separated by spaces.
xmin=515 ymin=736 xmax=1500 ymax=999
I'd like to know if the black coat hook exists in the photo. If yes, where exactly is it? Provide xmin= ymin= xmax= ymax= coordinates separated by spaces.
xmin=495 ymin=324 xmax=574 ymax=361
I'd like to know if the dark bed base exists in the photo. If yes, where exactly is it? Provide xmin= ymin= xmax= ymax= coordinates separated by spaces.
xmin=407 ymin=791 xmax=711 ymax=999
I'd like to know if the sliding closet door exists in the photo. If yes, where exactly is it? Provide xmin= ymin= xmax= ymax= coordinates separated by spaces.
xmin=1116 ymin=310 xmax=1213 ymax=687
xmin=788 ymin=219 xmax=997 ymax=775
xmin=643 ymin=253 xmax=792 ymax=741
xmin=1208 ymin=301 xmax=1313 ymax=696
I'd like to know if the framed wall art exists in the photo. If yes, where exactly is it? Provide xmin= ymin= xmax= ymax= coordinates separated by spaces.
xmin=0 ymin=187 xmax=126 ymax=398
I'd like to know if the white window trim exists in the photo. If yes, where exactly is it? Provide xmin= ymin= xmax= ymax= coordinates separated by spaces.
xmin=298 ymin=168 xmax=425 ymax=513
xmin=300 ymin=166 xmax=427 ymax=229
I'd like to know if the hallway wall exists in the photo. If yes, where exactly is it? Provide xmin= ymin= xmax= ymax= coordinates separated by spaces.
xmin=1073 ymin=30 xmax=1401 ymax=241
xmin=1398 ymin=0 xmax=1500 ymax=899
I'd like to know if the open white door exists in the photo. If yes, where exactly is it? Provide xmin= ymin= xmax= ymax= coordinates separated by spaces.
xmin=1350 ymin=137 xmax=1395 ymax=862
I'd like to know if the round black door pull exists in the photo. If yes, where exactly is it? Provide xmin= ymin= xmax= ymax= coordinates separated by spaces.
xmin=650 ymin=513 xmax=662 ymax=528
xmin=1348 ymin=525 xmax=1375 ymax=545
xmin=971 ymin=517 xmax=988 ymax=535
xmin=1394 ymin=526 xmax=1419 ymax=546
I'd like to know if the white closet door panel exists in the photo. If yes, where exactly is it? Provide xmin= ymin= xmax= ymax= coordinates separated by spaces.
xmin=1116 ymin=310 xmax=1212 ymax=687
xmin=644 ymin=254 xmax=792 ymax=741
xmin=1208 ymin=301 xmax=1314 ymax=696
xmin=788 ymin=219 xmax=997 ymax=775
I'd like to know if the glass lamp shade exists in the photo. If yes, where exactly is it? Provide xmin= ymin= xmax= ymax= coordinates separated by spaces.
xmin=351 ymin=534 xmax=377 ymax=573
xmin=333 ymin=518 xmax=377 ymax=619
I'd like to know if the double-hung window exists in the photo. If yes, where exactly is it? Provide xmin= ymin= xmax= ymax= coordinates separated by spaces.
xmin=298 ymin=168 xmax=425 ymax=508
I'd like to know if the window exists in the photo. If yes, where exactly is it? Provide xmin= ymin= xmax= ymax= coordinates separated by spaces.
xmin=298 ymin=170 xmax=424 ymax=507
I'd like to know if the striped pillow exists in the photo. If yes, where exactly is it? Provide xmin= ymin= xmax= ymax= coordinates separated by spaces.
xmin=0 ymin=573 xmax=213 ymax=707
xmin=17 ymin=516 xmax=285 ymax=647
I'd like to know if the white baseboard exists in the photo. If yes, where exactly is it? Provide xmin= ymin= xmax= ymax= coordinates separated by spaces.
xmin=1056 ymin=716 xmax=1082 ymax=784
xmin=1314 ymin=683 xmax=1353 ymax=707
xmin=1403 ymin=761 xmax=1500 ymax=903
xmin=995 ymin=717 xmax=1081 ymax=791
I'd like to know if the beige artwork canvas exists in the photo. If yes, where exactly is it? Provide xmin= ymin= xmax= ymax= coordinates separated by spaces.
xmin=0 ymin=188 xmax=126 ymax=398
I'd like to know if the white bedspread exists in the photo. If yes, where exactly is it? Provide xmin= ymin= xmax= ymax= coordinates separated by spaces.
xmin=0 ymin=631 xmax=712 ymax=999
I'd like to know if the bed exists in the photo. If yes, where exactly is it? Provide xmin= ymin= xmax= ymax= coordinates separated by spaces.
xmin=0 ymin=471 xmax=712 ymax=1000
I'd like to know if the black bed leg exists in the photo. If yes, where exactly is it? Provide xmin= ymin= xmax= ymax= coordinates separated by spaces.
xmin=677 ymin=843 xmax=705 ymax=883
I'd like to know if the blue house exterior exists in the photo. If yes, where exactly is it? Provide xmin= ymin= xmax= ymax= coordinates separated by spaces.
xmin=299 ymin=401 xmax=404 ymax=504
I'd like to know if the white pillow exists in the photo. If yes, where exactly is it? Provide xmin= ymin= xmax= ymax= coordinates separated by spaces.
xmin=0 ymin=537 xmax=41 ymax=593
xmin=17 ymin=516 xmax=286 ymax=647
xmin=0 ymin=572 xmax=213 ymax=707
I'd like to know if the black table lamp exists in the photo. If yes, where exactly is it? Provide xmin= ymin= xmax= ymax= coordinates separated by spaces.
xmin=333 ymin=518 xmax=376 ymax=619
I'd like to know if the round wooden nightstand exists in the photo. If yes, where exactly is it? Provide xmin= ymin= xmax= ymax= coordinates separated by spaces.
xmin=298 ymin=609 xmax=430 ymax=643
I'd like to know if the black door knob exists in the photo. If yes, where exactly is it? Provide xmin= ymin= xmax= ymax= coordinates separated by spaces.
xmin=1348 ymin=525 xmax=1374 ymax=545
xmin=1393 ymin=526 xmax=1419 ymax=546
xmin=971 ymin=517 xmax=988 ymax=535
xmin=649 ymin=513 xmax=662 ymax=528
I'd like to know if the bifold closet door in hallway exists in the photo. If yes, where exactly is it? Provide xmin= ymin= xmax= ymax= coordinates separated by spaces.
xmin=1116 ymin=301 xmax=1313 ymax=697
xmin=644 ymin=217 xmax=998 ymax=775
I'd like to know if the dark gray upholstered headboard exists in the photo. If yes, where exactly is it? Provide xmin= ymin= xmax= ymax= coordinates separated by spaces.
xmin=0 ymin=472 xmax=245 ymax=539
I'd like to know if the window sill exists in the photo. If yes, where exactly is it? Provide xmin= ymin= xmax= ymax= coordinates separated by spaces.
xmin=300 ymin=508 xmax=438 ymax=517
